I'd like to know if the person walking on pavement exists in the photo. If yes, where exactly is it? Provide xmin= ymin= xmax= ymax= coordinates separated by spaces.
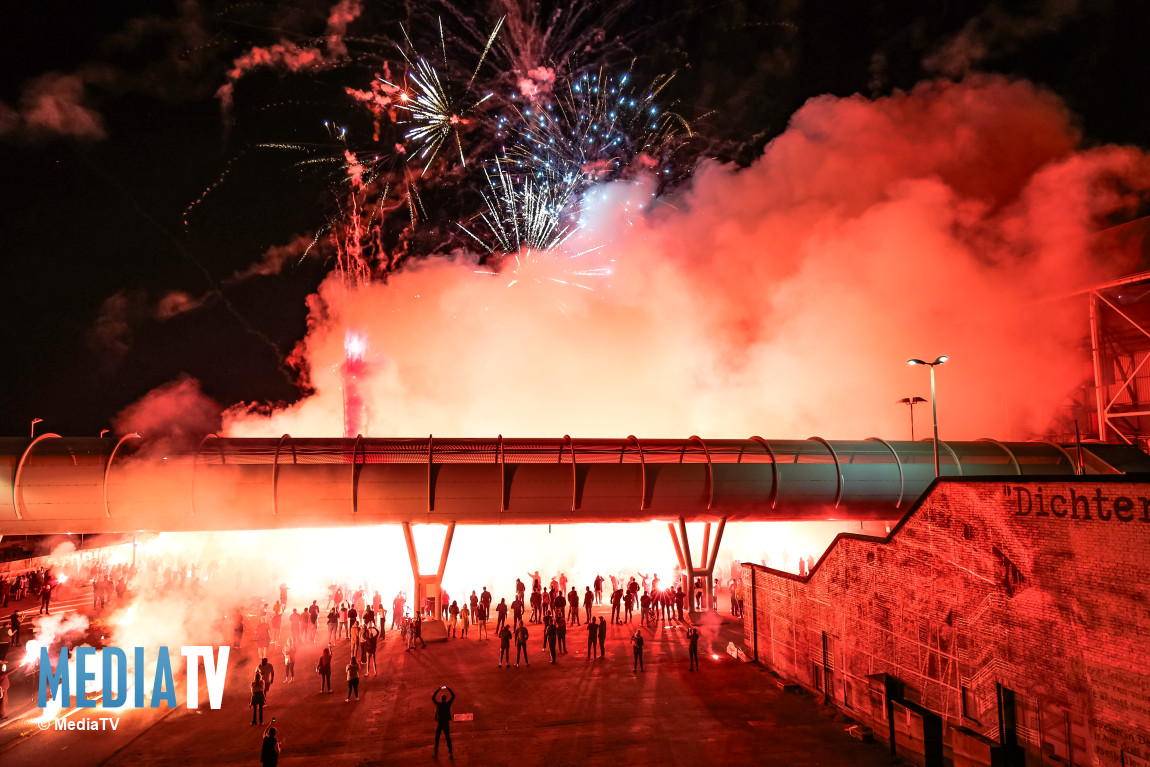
xmin=282 ymin=640 xmax=296 ymax=683
xmin=631 ymin=630 xmax=645 ymax=672
xmin=432 ymin=686 xmax=455 ymax=759
xmin=258 ymin=656 xmax=275 ymax=699
xmin=687 ymin=626 xmax=700 ymax=671
xmin=345 ymin=656 xmax=360 ymax=701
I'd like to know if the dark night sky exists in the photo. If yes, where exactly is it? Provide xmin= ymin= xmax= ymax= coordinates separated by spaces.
xmin=2 ymin=0 xmax=1147 ymax=437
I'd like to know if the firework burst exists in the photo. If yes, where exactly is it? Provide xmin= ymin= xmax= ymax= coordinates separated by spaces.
xmin=461 ymin=157 xmax=609 ymax=290
xmin=387 ymin=19 xmax=503 ymax=174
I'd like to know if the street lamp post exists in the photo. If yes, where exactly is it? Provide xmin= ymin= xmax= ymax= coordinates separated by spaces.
xmin=896 ymin=396 xmax=927 ymax=441
xmin=30 ymin=418 xmax=43 ymax=438
xmin=908 ymin=356 xmax=948 ymax=477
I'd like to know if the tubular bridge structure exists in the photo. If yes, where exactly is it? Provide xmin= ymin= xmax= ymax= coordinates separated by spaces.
xmin=5 ymin=435 xmax=1147 ymax=610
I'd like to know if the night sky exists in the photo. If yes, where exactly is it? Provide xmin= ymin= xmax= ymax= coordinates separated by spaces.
xmin=2 ymin=0 xmax=1147 ymax=437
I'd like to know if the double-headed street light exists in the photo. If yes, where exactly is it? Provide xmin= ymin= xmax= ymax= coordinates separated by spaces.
xmin=896 ymin=396 xmax=928 ymax=441
xmin=908 ymin=356 xmax=948 ymax=477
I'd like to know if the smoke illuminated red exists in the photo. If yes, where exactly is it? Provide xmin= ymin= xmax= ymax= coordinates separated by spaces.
xmin=217 ymin=77 xmax=1150 ymax=442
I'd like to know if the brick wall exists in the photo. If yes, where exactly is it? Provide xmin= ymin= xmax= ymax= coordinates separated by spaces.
xmin=743 ymin=478 xmax=1150 ymax=767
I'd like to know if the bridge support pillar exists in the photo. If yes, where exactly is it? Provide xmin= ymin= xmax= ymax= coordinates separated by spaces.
xmin=402 ymin=521 xmax=456 ymax=618
xmin=669 ymin=517 xmax=727 ymax=613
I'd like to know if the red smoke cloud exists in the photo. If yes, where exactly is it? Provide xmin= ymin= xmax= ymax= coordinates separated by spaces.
xmin=200 ymin=76 xmax=1147 ymax=440
xmin=115 ymin=375 xmax=221 ymax=445
xmin=0 ymin=71 xmax=105 ymax=141
xmin=215 ymin=0 xmax=363 ymax=115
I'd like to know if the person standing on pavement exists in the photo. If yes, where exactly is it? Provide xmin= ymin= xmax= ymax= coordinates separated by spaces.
xmin=498 ymin=622 xmax=512 ymax=668
xmin=260 ymin=725 xmax=281 ymax=767
xmin=687 ymin=626 xmax=700 ymax=671
xmin=514 ymin=620 xmax=530 ymax=667
xmin=495 ymin=598 xmax=508 ymax=635
xmin=256 ymin=619 xmax=271 ymax=661
xmin=543 ymin=615 xmax=557 ymax=663
xmin=556 ymin=613 xmax=567 ymax=654
xmin=363 ymin=622 xmax=378 ymax=672
xmin=597 ymin=617 xmax=606 ymax=658
xmin=631 ymin=630 xmax=645 ymax=672
xmin=586 ymin=617 xmax=598 ymax=660
xmin=432 ymin=686 xmax=455 ymax=759
xmin=316 ymin=647 xmax=332 ymax=694
xmin=249 ymin=670 xmax=266 ymax=725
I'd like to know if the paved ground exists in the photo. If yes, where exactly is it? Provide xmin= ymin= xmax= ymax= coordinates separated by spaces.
xmin=1 ymin=592 xmax=894 ymax=766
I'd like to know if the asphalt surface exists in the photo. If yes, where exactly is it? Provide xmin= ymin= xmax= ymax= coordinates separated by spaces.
xmin=0 ymin=589 xmax=894 ymax=766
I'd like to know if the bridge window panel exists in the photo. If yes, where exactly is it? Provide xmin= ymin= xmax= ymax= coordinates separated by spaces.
xmin=501 ymin=439 xmax=573 ymax=464
xmin=765 ymin=440 xmax=820 ymax=464
xmin=831 ymin=441 xmax=901 ymax=465
xmin=361 ymin=438 xmax=435 ymax=464
xmin=567 ymin=439 xmax=640 ymax=464
xmin=696 ymin=440 xmax=756 ymax=464
xmin=1008 ymin=443 xmax=1073 ymax=475
xmin=286 ymin=439 xmax=359 ymax=464
xmin=208 ymin=438 xmax=284 ymax=464
xmin=431 ymin=439 xmax=499 ymax=464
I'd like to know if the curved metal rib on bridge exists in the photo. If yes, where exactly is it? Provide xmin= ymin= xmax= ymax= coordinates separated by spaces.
xmin=0 ymin=436 xmax=1141 ymax=534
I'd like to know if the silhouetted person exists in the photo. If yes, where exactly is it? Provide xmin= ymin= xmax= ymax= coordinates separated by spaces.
xmin=632 ymin=630 xmax=645 ymax=672
xmin=495 ymin=598 xmax=508 ymax=634
xmin=260 ymin=725 xmax=280 ymax=767
xmin=249 ymin=670 xmax=266 ymax=725
xmin=687 ymin=626 xmax=700 ymax=671
xmin=345 ymin=656 xmax=360 ymax=701
xmin=316 ymin=647 xmax=332 ymax=694
xmin=544 ymin=616 xmax=557 ymax=663
xmin=498 ymin=624 xmax=512 ymax=667
xmin=598 ymin=617 xmax=606 ymax=658
xmin=258 ymin=657 xmax=275 ymax=698
xmin=514 ymin=621 xmax=530 ymax=667
xmin=556 ymin=614 xmax=567 ymax=654
xmin=432 ymin=686 xmax=455 ymax=759
xmin=587 ymin=618 xmax=598 ymax=660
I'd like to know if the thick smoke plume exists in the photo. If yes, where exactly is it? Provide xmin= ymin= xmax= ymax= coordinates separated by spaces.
xmin=221 ymin=77 xmax=1150 ymax=441
xmin=0 ymin=71 xmax=106 ymax=141
xmin=115 ymin=374 xmax=221 ymax=447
